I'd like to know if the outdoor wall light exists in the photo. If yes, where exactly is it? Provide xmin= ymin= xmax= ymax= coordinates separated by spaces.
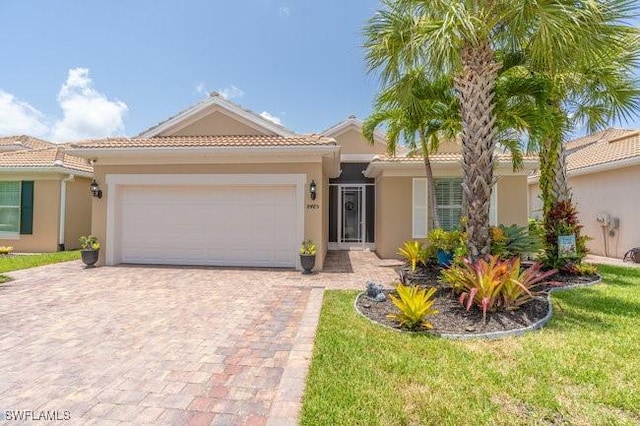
xmin=90 ymin=179 xmax=103 ymax=199
xmin=310 ymin=180 xmax=317 ymax=200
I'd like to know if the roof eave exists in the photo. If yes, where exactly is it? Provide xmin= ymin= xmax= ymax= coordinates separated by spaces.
xmin=365 ymin=158 xmax=538 ymax=178
xmin=528 ymin=155 xmax=640 ymax=184
xmin=66 ymin=145 xmax=340 ymax=158
xmin=0 ymin=166 xmax=93 ymax=178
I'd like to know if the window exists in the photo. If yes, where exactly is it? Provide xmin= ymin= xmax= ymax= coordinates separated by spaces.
xmin=412 ymin=177 xmax=497 ymax=237
xmin=0 ymin=181 xmax=21 ymax=233
xmin=435 ymin=178 xmax=463 ymax=231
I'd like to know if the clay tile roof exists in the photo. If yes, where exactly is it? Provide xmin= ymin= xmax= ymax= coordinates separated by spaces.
xmin=565 ymin=128 xmax=636 ymax=151
xmin=372 ymin=152 xmax=537 ymax=163
xmin=0 ymin=135 xmax=55 ymax=151
xmin=70 ymin=134 xmax=337 ymax=149
xmin=566 ymin=129 xmax=640 ymax=172
xmin=0 ymin=146 xmax=93 ymax=173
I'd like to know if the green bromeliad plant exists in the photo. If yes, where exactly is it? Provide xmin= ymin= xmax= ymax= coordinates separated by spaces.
xmin=397 ymin=241 xmax=430 ymax=272
xmin=387 ymin=284 xmax=438 ymax=330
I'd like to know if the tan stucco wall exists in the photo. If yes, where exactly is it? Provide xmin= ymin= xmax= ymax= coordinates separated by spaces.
xmin=497 ymin=175 xmax=528 ymax=227
xmin=0 ymin=180 xmax=60 ymax=253
xmin=91 ymin=162 xmax=326 ymax=269
xmin=170 ymin=111 xmax=273 ymax=137
xmin=375 ymin=175 xmax=530 ymax=259
xmin=331 ymin=128 xmax=387 ymax=155
xmin=375 ymin=177 xmax=413 ymax=258
xmin=64 ymin=177 xmax=92 ymax=250
xmin=529 ymin=165 xmax=640 ymax=258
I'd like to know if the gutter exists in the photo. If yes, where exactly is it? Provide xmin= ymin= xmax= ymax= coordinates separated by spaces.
xmin=59 ymin=174 xmax=75 ymax=251
xmin=364 ymin=158 xmax=539 ymax=178
xmin=0 ymin=166 xmax=93 ymax=178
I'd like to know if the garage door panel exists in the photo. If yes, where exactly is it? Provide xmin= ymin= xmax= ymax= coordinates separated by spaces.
xmin=119 ymin=185 xmax=298 ymax=267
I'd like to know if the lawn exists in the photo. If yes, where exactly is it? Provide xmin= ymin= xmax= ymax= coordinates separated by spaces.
xmin=0 ymin=251 xmax=81 ymax=278
xmin=301 ymin=265 xmax=640 ymax=425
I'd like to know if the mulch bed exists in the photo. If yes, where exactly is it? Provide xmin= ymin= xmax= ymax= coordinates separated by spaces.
xmin=356 ymin=265 xmax=599 ymax=336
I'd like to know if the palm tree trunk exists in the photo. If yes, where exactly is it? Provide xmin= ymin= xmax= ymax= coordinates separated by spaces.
xmin=454 ymin=39 xmax=501 ymax=260
xmin=551 ymin=140 xmax=572 ymax=203
xmin=420 ymin=132 xmax=440 ymax=230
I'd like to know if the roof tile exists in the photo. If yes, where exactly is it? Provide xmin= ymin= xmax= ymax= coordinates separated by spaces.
xmin=0 ymin=147 xmax=93 ymax=173
xmin=70 ymin=134 xmax=337 ymax=149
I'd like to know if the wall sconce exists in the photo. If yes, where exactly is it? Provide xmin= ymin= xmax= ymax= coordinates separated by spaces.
xmin=310 ymin=180 xmax=317 ymax=200
xmin=90 ymin=179 xmax=103 ymax=199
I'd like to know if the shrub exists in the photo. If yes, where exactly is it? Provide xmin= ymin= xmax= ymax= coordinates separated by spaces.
xmin=490 ymin=224 xmax=542 ymax=259
xmin=397 ymin=241 xmax=428 ymax=271
xmin=0 ymin=246 xmax=14 ymax=255
xmin=387 ymin=284 xmax=438 ymax=330
xmin=565 ymin=262 xmax=598 ymax=276
xmin=79 ymin=235 xmax=100 ymax=250
xmin=502 ymin=259 xmax=557 ymax=311
xmin=428 ymin=228 xmax=465 ymax=252
xmin=540 ymin=200 xmax=589 ymax=272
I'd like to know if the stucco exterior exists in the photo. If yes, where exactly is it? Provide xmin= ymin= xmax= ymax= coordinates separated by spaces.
xmin=171 ymin=110 xmax=273 ymax=137
xmin=64 ymin=177 xmax=93 ymax=250
xmin=375 ymin=174 xmax=531 ymax=259
xmin=0 ymin=176 xmax=92 ymax=253
xmin=328 ymin=127 xmax=387 ymax=156
xmin=90 ymin=162 xmax=328 ymax=269
xmin=529 ymin=164 xmax=640 ymax=258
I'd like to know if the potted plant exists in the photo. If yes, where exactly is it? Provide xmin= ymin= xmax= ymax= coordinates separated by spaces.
xmin=299 ymin=239 xmax=316 ymax=274
xmin=428 ymin=229 xmax=462 ymax=267
xmin=79 ymin=235 xmax=100 ymax=268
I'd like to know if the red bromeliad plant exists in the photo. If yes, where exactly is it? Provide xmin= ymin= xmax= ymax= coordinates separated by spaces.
xmin=450 ymin=256 xmax=509 ymax=323
xmin=442 ymin=255 xmax=558 ymax=322
xmin=502 ymin=259 xmax=557 ymax=311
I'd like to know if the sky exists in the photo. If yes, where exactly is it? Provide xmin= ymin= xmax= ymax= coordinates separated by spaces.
xmin=0 ymin=1 xmax=638 ymax=142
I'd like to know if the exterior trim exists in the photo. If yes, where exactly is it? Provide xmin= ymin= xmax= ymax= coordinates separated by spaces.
xmin=137 ymin=96 xmax=296 ymax=138
xmin=104 ymin=174 xmax=306 ymax=269
xmin=0 ymin=167 xmax=92 ymax=178
xmin=340 ymin=154 xmax=377 ymax=163
xmin=365 ymin=160 xmax=538 ymax=179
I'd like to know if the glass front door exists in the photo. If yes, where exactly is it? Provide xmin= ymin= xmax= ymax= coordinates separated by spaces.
xmin=340 ymin=186 xmax=364 ymax=246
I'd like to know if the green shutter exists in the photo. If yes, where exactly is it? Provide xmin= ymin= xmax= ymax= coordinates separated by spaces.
xmin=20 ymin=181 xmax=34 ymax=235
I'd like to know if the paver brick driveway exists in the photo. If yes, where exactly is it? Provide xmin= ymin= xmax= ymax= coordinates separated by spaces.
xmin=0 ymin=252 xmax=400 ymax=425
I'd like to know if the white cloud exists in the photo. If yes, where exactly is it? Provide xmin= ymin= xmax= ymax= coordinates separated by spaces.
xmin=195 ymin=82 xmax=207 ymax=95
xmin=50 ymin=68 xmax=127 ymax=141
xmin=0 ymin=91 xmax=50 ymax=137
xmin=279 ymin=5 xmax=291 ymax=16
xmin=218 ymin=85 xmax=245 ymax=100
xmin=260 ymin=111 xmax=282 ymax=125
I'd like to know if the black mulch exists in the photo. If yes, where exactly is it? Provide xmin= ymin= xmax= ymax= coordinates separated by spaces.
xmin=356 ymin=264 xmax=598 ymax=335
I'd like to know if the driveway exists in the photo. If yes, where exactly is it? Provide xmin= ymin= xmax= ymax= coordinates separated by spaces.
xmin=0 ymin=252 xmax=400 ymax=425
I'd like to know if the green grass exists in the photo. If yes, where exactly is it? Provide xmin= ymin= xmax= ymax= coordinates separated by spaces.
xmin=0 ymin=251 xmax=81 ymax=275
xmin=301 ymin=265 xmax=640 ymax=425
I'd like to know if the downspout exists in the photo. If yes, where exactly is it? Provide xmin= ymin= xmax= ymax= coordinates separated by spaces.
xmin=58 ymin=174 xmax=75 ymax=251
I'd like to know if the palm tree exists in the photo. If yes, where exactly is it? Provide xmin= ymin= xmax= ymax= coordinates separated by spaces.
xmin=364 ymin=0 xmax=636 ymax=260
xmin=363 ymin=70 xmax=460 ymax=230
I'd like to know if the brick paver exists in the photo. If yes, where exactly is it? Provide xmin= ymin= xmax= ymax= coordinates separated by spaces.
xmin=0 ymin=251 xmax=400 ymax=425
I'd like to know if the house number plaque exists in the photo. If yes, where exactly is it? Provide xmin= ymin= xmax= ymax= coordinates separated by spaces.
xmin=306 ymin=204 xmax=320 ymax=210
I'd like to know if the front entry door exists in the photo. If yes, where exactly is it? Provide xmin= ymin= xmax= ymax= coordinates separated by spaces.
xmin=339 ymin=185 xmax=364 ymax=249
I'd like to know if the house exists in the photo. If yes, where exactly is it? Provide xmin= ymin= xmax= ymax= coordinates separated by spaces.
xmin=0 ymin=136 xmax=93 ymax=252
xmin=68 ymin=93 xmax=535 ymax=269
xmin=528 ymin=128 xmax=640 ymax=259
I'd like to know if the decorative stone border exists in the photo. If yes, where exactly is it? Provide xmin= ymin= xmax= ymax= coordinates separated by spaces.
xmin=354 ymin=275 xmax=602 ymax=340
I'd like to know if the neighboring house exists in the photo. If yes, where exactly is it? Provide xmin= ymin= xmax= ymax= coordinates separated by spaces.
xmin=68 ymin=93 xmax=534 ymax=269
xmin=0 ymin=136 xmax=93 ymax=252
xmin=528 ymin=128 xmax=640 ymax=259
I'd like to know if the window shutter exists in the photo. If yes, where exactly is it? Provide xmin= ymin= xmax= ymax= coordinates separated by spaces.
xmin=20 ymin=181 xmax=34 ymax=235
xmin=412 ymin=178 xmax=427 ymax=238
xmin=489 ymin=184 xmax=498 ymax=226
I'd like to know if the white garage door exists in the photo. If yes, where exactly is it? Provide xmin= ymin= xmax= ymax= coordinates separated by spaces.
xmin=119 ymin=185 xmax=298 ymax=267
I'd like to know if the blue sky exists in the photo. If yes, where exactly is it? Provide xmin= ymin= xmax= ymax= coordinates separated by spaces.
xmin=0 ymin=1 xmax=638 ymax=141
